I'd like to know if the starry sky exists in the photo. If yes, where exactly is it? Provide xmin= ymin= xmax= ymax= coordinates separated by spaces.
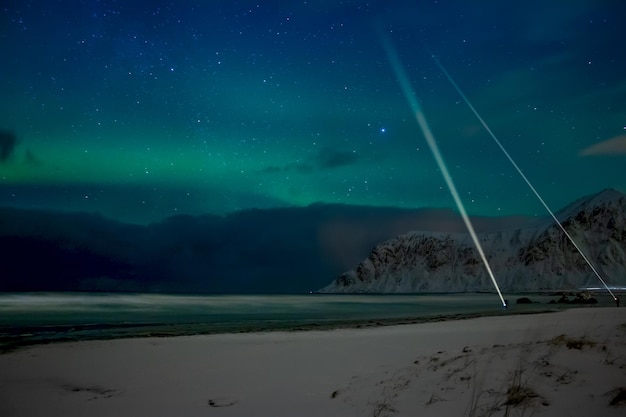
xmin=1 ymin=0 xmax=625 ymax=224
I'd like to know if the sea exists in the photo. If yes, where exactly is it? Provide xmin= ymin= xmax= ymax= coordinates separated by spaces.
xmin=0 ymin=292 xmax=616 ymax=352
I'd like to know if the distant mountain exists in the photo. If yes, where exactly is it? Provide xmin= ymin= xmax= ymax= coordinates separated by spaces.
xmin=320 ymin=189 xmax=626 ymax=293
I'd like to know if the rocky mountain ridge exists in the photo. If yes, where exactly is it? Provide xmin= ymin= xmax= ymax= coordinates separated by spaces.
xmin=320 ymin=189 xmax=626 ymax=293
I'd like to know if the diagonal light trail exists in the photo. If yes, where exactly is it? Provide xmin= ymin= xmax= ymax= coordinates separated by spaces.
xmin=427 ymin=49 xmax=617 ymax=302
xmin=379 ymin=33 xmax=507 ymax=308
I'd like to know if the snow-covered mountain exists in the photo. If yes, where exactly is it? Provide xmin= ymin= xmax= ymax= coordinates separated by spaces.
xmin=320 ymin=189 xmax=626 ymax=293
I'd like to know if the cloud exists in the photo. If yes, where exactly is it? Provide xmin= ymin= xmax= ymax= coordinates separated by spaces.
xmin=0 ymin=130 xmax=17 ymax=162
xmin=261 ymin=148 xmax=361 ymax=174
xmin=580 ymin=135 xmax=626 ymax=156
xmin=0 ymin=202 xmax=541 ymax=293
xmin=24 ymin=150 xmax=42 ymax=166
xmin=316 ymin=148 xmax=360 ymax=169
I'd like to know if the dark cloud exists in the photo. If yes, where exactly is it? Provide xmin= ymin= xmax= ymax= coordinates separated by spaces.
xmin=0 ymin=130 xmax=17 ymax=163
xmin=316 ymin=148 xmax=360 ymax=169
xmin=24 ymin=150 xmax=42 ymax=166
xmin=0 ymin=203 xmax=541 ymax=293
xmin=0 ymin=183 xmax=289 ymax=224
xmin=261 ymin=148 xmax=360 ymax=174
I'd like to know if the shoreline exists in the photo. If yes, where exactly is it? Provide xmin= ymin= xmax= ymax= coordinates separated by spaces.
xmin=1 ymin=307 xmax=624 ymax=416
xmin=1 ymin=304 xmax=569 ymax=354
xmin=2 ymin=287 xmax=618 ymax=353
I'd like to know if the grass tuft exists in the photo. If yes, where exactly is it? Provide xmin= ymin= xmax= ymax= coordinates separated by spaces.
xmin=549 ymin=334 xmax=596 ymax=350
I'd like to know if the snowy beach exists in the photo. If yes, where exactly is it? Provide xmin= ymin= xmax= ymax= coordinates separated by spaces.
xmin=1 ymin=307 xmax=624 ymax=417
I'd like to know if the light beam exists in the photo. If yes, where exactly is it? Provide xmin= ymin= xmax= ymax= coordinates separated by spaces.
xmin=379 ymin=33 xmax=507 ymax=308
xmin=427 ymin=49 xmax=617 ymax=301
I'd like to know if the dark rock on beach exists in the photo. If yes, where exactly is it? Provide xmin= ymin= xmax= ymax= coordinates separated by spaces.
xmin=549 ymin=292 xmax=598 ymax=305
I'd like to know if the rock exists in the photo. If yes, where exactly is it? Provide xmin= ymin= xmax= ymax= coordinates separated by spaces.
xmin=553 ymin=292 xmax=597 ymax=304
xmin=572 ymin=292 xmax=598 ymax=304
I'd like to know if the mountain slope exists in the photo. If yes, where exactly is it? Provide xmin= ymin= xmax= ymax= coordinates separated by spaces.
xmin=320 ymin=189 xmax=626 ymax=293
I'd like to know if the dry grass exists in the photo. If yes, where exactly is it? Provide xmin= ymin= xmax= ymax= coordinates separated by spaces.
xmin=549 ymin=334 xmax=596 ymax=350
xmin=609 ymin=387 xmax=626 ymax=406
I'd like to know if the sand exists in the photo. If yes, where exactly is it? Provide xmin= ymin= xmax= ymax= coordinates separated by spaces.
xmin=0 ymin=307 xmax=625 ymax=417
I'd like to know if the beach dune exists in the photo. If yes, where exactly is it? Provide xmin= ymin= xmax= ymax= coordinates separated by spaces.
xmin=1 ymin=307 xmax=625 ymax=416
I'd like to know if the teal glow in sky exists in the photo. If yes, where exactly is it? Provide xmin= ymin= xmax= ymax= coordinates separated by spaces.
xmin=1 ymin=1 xmax=625 ymax=223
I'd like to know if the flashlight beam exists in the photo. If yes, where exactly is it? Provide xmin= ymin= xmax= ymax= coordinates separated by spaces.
xmin=380 ymin=33 xmax=507 ymax=307
xmin=427 ymin=50 xmax=616 ymax=301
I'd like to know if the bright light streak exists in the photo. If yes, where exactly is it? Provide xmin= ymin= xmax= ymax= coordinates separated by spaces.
xmin=379 ymin=33 xmax=507 ymax=308
xmin=427 ymin=50 xmax=617 ymax=301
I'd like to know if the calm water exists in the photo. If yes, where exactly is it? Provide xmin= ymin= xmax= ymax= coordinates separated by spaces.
xmin=0 ymin=292 xmax=612 ymax=351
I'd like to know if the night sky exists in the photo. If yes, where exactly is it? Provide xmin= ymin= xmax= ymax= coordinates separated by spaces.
xmin=1 ymin=1 xmax=625 ymax=224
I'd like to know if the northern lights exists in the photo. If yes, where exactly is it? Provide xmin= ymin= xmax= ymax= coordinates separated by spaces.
xmin=1 ymin=1 xmax=625 ymax=224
